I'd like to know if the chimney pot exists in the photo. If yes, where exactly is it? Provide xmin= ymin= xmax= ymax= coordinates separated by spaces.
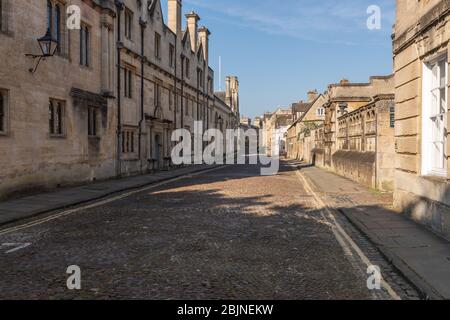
xmin=186 ymin=11 xmax=200 ymax=52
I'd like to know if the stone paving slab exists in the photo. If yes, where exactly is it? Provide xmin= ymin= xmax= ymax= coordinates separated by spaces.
xmin=299 ymin=165 xmax=450 ymax=300
xmin=0 ymin=165 xmax=216 ymax=227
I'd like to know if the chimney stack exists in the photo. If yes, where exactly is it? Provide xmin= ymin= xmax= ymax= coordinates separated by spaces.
xmin=225 ymin=76 xmax=232 ymax=106
xmin=307 ymin=90 xmax=318 ymax=102
xmin=198 ymin=26 xmax=211 ymax=63
xmin=226 ymin=76 xmax=239 ymax=114
xmin=168 ymin=0 xmax=182 ymax=37
xmin=186 ymin=11 xmax=200 ymax=52
xmin=140 ymin=0 xmax=149 ymax=23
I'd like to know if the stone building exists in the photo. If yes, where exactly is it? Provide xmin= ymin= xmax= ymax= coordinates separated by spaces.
xmin=260 ymin=108 xmax=293 ymax=156
xmin=323 ymin=76 xmax=394 ymax=168
xmin=393 ymin=0 xmax=450 ymax=238
xmin=0 ymin=0 xmax=118 ymax=200
xmin=286 ymin=91 xmax=325 ymax=159
xmin=0 ymin=0 xmax=239 ymax=200
xmin=287 ymin=76 xmax=395 ymax=191
xmin=252 ymin=117 xmax=262 ymax=129
xmin=335 ymin=94 xmax=395 ymax=190
xmin=239 ymin=117 xmax=251 ymax=128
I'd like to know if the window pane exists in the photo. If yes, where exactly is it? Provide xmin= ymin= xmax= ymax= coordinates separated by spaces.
xmin=57 ymin=103 xmax=63 ymax=134
xmin=47 ymin=0 xmax=53 ymax=32
xmin=431 ymin=90 xmax=439 ymax=116
xmin=440 ymin=88 xmax=446 ymax=114
xmin=55 ymin=5 xmax=61 ymax=52
xmin=128 ymin=70 xmax=132 ymax=97
xmin=124 ymin=69 xmax=127 ymax=96
xmin=92 ymin=109 xmax=97 ymax=136
xmin=131 ymin=132 xmax=134 ymax=153
xmin=85 ymin=27 xmax=89 ymax=66
xmin=439 ymin=59 xmax=447 ymax=88
xmin=0 ymin=93 xmax=4 ymax=132
xmin=0 ymin=0 xmax=3 ymax=31
xmin=80 ymin=27 xmax=85 ymax=65
xmin=54 ymin=103 xmax=60 ymax=134
xmin=88 ymin=108 xmax=91 ymax=135
xmin=122 ymin=131 xmax=125 ymax=152
xmin=49 ymin=101 xmax=54 ymax=134
xmin=432 ymin=63 xmax=439 ymax=89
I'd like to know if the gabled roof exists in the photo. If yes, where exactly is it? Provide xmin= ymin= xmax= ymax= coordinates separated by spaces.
xmin=215 ymin=91 xmax=226 ymax=103
xmin=181 ymin=29 xmax=197 ymax=54
xmin=287 ymin=94 xmax=324 ymax=131
xmin=149 ymin=0 xmax=158 ymax=16
xmin=292 ymin=102 xmax=313 ymax=114
xmin=197 ymin=43 xmax=204 ymax=61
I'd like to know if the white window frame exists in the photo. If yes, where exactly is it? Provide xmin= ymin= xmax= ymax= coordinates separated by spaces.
xmin=422 ymin=53 xmax=448 ymax=177
xmin=317 ymin=108 xmax=324 ymax=116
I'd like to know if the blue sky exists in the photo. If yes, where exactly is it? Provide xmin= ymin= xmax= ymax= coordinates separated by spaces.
xmin=164 ymin=0 xmax=396 ymax=118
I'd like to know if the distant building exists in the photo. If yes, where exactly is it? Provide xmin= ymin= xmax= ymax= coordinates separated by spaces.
xmin=240 ymin=117 xmax=251 ymax=128
xmin=289 ymin=76 xmax=395 ymax=192
xmin=287 ymin=92 xmax=325 ymax=159
xmin=261 ymin=108 xmax=293 ymax=156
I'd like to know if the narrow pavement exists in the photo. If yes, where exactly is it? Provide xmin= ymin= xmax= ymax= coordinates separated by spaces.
xmin=0 ymin=162 xmax=410 ymax=299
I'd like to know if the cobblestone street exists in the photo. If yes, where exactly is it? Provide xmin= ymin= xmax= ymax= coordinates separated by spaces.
xmin=0 ymin=163 xmax=409 ymax=300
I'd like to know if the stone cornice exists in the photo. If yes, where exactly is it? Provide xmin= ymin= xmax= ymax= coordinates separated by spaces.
xmin=393 ymin=1 xmax=450 ymax=55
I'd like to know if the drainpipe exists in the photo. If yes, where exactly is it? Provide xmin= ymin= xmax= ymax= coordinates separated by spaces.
xmin=375 ymin=103 xmax=379 ymax=190
xmin=138 ymin=18 xmax=146 ymax=173
xmin=180 ymin=54 xmax=185 ymax=129
xmin=173 ymin=41 xmax=178 ymax=131
xmin=115 ymin=0 xmax=124 ymax=178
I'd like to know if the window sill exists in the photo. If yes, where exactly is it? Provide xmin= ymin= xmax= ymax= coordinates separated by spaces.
xmin=0 ymin=131 xmax=8 ymax=137
xmin=80 ymin=64 xmax=93 ymax=71
xmin=54 ymin=52 xmax=70 ymax=61
xmin=121 ymin=154 xmax=138 ymax=161
xmin=49 ymin=134 xmax=67 ymax=139
xmin=422 ymin=174 xmax=448 ymax=183
xmin=0 ymin=29 xmax=13 ymax=37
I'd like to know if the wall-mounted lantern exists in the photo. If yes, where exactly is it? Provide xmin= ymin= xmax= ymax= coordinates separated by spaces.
xmin=25 ymin=28 xmax=58 ymax=73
